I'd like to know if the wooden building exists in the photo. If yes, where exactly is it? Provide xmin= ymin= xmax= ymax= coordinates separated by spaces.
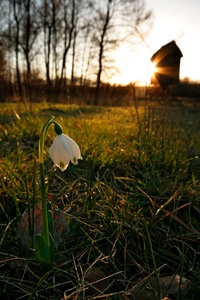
xmin=150 ymin=40 xmax=183 ymax=90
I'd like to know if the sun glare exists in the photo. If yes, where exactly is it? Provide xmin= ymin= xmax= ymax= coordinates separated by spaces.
xmin=136 ymin=61 xmax=156 ymax=85
xmin=110 ymin=46 xmax=156 ymax=86
xmin=150 ymin=62 xmax=157 ymax=76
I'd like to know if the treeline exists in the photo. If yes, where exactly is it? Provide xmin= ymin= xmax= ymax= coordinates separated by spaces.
xmin=0 ymin=0 xmax=152 ymax=105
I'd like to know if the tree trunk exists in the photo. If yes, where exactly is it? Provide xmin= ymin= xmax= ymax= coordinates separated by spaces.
xmin=93 ymin=0 xmax=110 ymax=105
xmin=13 ymin=0 xmax=22 ymax=100
xmin=60 ymin=0 xmax=75 ymax=86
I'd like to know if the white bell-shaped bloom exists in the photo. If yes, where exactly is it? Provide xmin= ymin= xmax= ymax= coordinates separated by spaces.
xmin=49 ymin=134 xmax=82 ymax=171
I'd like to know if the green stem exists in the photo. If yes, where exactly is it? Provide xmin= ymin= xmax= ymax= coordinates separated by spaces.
xmin=39 ymin=116 xmax=55 ymax=164
xmin=39 ymin=162 xmax=49 ymax=247
xmin=36 ymin=116 xmax=63 ymax=267
xmin=38 ymin=116 xmax=55 ymax=248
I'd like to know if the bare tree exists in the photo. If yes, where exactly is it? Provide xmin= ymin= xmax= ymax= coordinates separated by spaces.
xmin=59 ymin=0 xmax=75 ymax=86
xmin=0 ymin=0 xmax=153 ymax=104
xmin=38 ymin=0 xmax=62 ymax=87
xmin=21 ymin=0 xmax=31 ymax=80
xmin=92 ymin=0 xmax=152 ymax=105
xmin=92 ymin=0 xmax=113 ymax=105
xmin=2 ymin=0 xmax=40 ymax=100
xmin=0 ymin=42 xmax=7 ymax=98
xmin=79 ymin=23 xmax=91 ymax=87
xmin=40 ymin=0 xmax=55 ymax=86
xmin=70 ymin=0 xmax=89 ymax=88
xmin=12 ymin=0 xmax=24 ymax=100
xmin=0 ymin=0 xmax=12 ymax=95
xmin=19 ymin=0 xmax=40 ymax=99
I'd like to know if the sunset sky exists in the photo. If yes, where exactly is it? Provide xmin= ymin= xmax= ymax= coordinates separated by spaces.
xmin=111 ymin=0 xmax=200 ymax=85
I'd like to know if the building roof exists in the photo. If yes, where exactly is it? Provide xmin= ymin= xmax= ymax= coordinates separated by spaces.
xmin=151 ymin=40 xmax=183 ymax=64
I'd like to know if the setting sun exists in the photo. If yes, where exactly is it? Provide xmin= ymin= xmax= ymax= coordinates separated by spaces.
xmin=109 ymin=45 xmax=156 ymax=86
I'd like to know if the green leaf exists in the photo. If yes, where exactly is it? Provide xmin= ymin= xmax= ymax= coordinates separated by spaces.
xmin=35 ymin=234 xmax=52 ymax=269
xmin=47 ymin=206 xmax=55 ymax=262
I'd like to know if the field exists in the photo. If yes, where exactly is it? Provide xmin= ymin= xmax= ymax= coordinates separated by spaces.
xmin=0 ymin=99 xmax=200 ymax=299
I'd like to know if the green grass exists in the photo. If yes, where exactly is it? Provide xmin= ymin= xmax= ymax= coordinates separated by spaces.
xmin=0 ymin=100 xmax=200 ymax=299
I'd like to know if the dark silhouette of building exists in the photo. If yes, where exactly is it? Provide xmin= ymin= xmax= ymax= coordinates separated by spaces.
xmin=150 ymin=40 xmax=183 ymax=90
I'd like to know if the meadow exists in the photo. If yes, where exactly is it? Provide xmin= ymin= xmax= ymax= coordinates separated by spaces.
xmin=0 ymin=98 xmax=200 ymax=299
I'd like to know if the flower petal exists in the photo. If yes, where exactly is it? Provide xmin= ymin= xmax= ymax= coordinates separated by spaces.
xmin=49 ymin=134 xmax=82 ymax=171
xmin=49 ymin=136 xmax=70 ymax=171
xmin=61 ymin=134 xmax=82 ymax=164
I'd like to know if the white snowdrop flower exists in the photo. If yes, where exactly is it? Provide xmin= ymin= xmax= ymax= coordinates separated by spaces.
xmin=49 ymin=134 xmax=82 ymax=171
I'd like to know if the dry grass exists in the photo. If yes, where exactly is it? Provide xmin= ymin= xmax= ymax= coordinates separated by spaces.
xmin=0 ymin=100 xmax=200 ymax=299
